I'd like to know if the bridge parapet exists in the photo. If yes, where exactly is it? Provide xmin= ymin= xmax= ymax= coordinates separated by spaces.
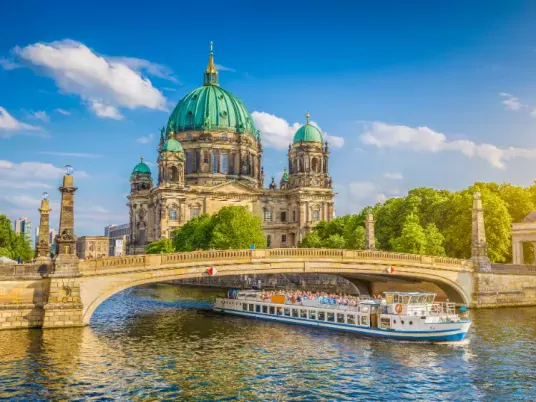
xmin=78 ymin=248 xmax=473 ymax=277
xmin=0 ymin=262 xmax=51 ymax=280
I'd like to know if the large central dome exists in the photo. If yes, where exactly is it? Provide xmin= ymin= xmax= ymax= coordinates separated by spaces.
xmin=167 ymin=46 xmax=257 ymax=136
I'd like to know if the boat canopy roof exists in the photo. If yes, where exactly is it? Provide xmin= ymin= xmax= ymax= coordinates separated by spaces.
xmin=384 ymin=292 xmax=436 ymax=305
xmin=383 ymin=292 xmax=436 ymax=296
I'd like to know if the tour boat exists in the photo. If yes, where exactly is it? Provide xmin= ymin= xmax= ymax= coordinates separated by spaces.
xmin=214 ymin=291 xmax=471 ymax=342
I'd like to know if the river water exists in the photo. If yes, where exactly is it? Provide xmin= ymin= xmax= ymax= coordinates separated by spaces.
xmin=0 ymin=284 xmax=534 ymax=401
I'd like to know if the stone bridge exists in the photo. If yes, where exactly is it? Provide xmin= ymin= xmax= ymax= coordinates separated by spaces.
xmin=1 ymin=248 xmax=536 ymax=330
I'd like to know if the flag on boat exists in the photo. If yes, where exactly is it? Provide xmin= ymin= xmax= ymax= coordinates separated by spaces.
xmin=386 ymin=266 xmax=395 ymax=274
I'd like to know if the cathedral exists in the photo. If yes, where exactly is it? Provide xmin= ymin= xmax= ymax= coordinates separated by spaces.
xmin=127 ymin=45 xmax=335 ymax=254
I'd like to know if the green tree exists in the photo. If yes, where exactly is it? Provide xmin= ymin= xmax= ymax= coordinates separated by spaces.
xmin=0 ymin=214 xmax=34 ymax=261
xmin=209 ymin=206 xmax=267 ymax=249
xmin=390 ymin=214 xmax=427 ymax=254
xmin=299 ymin=215 xmax=366 ymax=249
xmin=423 ymin=223 xmax=446 ymax=256
xmin=146 ymin=238 xmax=174 ymax=254
xmin=172 ymin=214 xmax=213 ymax=251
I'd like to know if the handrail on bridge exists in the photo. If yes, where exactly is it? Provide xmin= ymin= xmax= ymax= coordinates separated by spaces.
xmin=77 ymin=248 xmax=472 ymax=274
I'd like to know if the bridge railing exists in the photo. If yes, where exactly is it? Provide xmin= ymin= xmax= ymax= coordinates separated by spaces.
xmin=78 ymin=248 xmax=471 ymax=275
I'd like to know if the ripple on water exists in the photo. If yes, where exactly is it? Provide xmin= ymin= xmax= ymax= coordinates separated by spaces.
xmin=0 ymin=284 xmax=535 ymax=401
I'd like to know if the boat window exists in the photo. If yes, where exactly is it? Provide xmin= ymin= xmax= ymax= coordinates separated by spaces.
xmin=361 ymin=316 xmax=369 ymax=326
xmin=318 ymin=311 xmax=326 ymax=321
xmin=249 ymin=304 xmax=255 ymax=312
xmin=409 ymin=321 xmax=413 ymax=325
xmin=385 ymin=294 xmax=393 ymax=304
xmin=401 ymin=320 xmax=405 ymax=324
xmin=300 ymin=309 xmax=307 ymax=318
xmin=393 ymin=319 xmax=396 ymax=324
xmin=327 ymin=313 xmax=335 ymax=322
xmin=269 ymin=306 xmax=275 ymax=314
xmin=292 ymin=309 xmax=298 ymax=318
xmin=347 ymin=315 xmax=356 ymax=325
xmin=403 ymin=295 xmax=410 ymax=304
xmin=262 ymin=305 xmax=268 ymax=313
xmin=277 ymin=307 xmax=283 ymax=316
xmin=255 ymin=304 xmax=261 ymax=313
xmin=309 ymin=310 xmax=316 ymax=320
xmin=242 ymin=303 xmax=248 ymax=311
xmin=393 ymin=295 xmax=400 ymax=303
xmin=284 ymin=308 xmax=291 ymax=316
xmin=361 ymin=306 xmax=369 ymax=313
xmin=337 ymin=313 xmax=345 ymax=324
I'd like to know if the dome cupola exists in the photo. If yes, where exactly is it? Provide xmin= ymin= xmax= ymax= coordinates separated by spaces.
xmin=166 ymin=43 xmax=257 ymax=137
xmin=131 ymin=157 xmax=151 ymax=176
xmin=162 ymin=136 xmax=184 ymax=153
xmin=293 ymin=113 xmax=323 ymax=144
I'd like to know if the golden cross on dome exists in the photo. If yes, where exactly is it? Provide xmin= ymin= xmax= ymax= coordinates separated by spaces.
xmin=305 ymin=112 xmax=310 ymax=123
xmin=140 ymin=156 xmax=144 ymax=162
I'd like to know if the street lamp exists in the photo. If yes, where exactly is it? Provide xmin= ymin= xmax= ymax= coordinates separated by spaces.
xmin=64 ymin=164 xmax=73 ymax=176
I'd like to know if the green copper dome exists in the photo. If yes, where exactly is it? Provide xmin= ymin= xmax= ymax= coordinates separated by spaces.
xmin=293 ymin=113 xmax=323 ymax=144
xmin=281 ymin=168 xmax=289 ymax=182
xmin=132 ymin=158 xmax=151 ymax=175
xmin=167 ymin=46 xmax=257 ymax=137
xmin=162 ymin=137 xmax=184 ymax=152
xmin=168 ymin=85 xmax=256 ymax=136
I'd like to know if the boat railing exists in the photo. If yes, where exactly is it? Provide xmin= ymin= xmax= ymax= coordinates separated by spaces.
xmin=430 ymin=302 xmax=456 ymax=316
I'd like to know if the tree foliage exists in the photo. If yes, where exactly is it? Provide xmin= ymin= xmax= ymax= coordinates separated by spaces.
xmin=300 ymin=181 xmax=536 ymax=263
xmin=171 ymin=206 xmax=267 ymax=252
xmin=300 ymin=214 xmax=367 ymax=249
xmin=146 ymin=238 xmax=174 ymax=254
xmin=0 ymin=214 xmax=34 ymax=262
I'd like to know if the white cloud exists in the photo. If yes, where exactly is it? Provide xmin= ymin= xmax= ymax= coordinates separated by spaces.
xmin=360 ymin=121 xmax=536 ymax=169
xmin=0 ymin=160 xmax=88 ymax=181
xmin=0 ymin=180 xmax=52 ymax=189
xmin=532 ymin=109 xmax=536 ymax=117
xmin=14 ymin=40 xmax=168 ymax=119
xmin=215 ymin=64 xmax=236 ymax=72
xmin=383 ymin=172 xmax=403 ymax=180
xmin=89 ymin=101 xmax=123 ymax=120
xmin=54 ymin=108 xmax=71 ymax=116
xmin=348 ymin=181 xmax=379 ymax=201
xmin=251 ymin=111 xmax=344 ymax=150
xmin=0 ymin=107 xmax=42 ymax=137
xmin=136 ymin=134 xmax=154 ymax=144
xmin=0 ymin=58 xmax=21 ymax=70
xmin=499 ymin=92 xmax=525 ymax=111
xmin=109 ymin=56 xmax=179 ymax=83
xmin=39 ymin=151 xmax=103 ymax=158
xmin=32 ymin=111 xmax=50 ymax=122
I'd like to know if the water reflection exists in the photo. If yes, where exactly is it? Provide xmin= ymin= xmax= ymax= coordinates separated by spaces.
xmin=1 ymin=284 xmax=535 ymax=401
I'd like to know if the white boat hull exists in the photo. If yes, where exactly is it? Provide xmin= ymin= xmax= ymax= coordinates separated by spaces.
xmin=214 ymin=299 xmax=471 ymax=342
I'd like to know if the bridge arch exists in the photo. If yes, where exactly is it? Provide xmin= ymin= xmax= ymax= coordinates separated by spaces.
xmin=79 ymin=249 xmax=474 ymax=324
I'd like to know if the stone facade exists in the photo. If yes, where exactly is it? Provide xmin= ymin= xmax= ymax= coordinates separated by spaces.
xmin=76 ymin=236 xmax=110 ymax=259
xmin=127 ymin=49 xmax=334 ymax=254
xmin=511 ymin=212 xmax=536 ymax=264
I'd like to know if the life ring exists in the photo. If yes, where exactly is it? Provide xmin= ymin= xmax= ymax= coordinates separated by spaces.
xmin=395 ymin=304 xmax=403 ymax=314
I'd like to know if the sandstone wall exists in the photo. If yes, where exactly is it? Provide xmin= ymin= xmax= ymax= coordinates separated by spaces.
xmin=473 ymin=265 xmax=536 ymax=308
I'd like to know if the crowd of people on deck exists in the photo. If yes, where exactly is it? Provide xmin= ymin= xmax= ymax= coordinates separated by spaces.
xmin=260 ymin=290 xmax=386 ymax=306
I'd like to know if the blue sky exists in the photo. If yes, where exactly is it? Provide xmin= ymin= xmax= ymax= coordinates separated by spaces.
xmin=2 ymin=0 xmax=536 ymax=237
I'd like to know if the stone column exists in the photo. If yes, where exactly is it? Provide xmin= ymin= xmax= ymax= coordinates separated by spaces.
xmin=55 ymin=173 xmax=78 ymax=270
xmin=44 ymin=170 xmax=84 ymax=329
xmin=512 ymin=240 xmax=524 ymax=264
xmin=365 ymin=213 xmax=375 ymax=250
xmin=36 ymin=194 xmax=52 ymax=262
xmin=471 ymin=192 xmax=491 ymax=271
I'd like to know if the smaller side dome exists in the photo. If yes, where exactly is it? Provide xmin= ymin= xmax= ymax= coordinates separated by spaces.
xmin=293 ymin=113 xmax=323 ymax=144
xmin=162 ymin=137 xmax=184 ymax=153
xmin=132 ymin=157 xmax=152 ymax=175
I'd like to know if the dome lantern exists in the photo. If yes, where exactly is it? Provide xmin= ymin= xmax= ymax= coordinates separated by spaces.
xmin=204 ymin=41 xmax=219 ymax=86
xmin=131 ymin=157 xmax=152 ymax=176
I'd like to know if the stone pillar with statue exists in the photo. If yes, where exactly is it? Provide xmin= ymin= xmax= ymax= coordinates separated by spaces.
xmin=365 ymin=213 xmax=375 ymax=250
xmin=471 ymin=192 xmax=491 ymax=272
xmin=36 ymin=191 xmax=52 ymax=263
xmin=43 ymin=165 xmax=84 ymax=328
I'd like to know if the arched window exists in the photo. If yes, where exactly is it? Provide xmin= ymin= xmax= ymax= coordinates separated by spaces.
xmin=192 ymin=206 xmax=200 ymax=217
xmin=312 ymin=210 xmax=320 ymax=221
xmin=312 ymin=158 xmax=318 ymax=172
xmin=169 ymin=209 xmax=177 ymax=221
xmin=170 ymin=166 xmax=179 ymax=182
xmin=264 ymin=209 xmax=272 ymax=222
